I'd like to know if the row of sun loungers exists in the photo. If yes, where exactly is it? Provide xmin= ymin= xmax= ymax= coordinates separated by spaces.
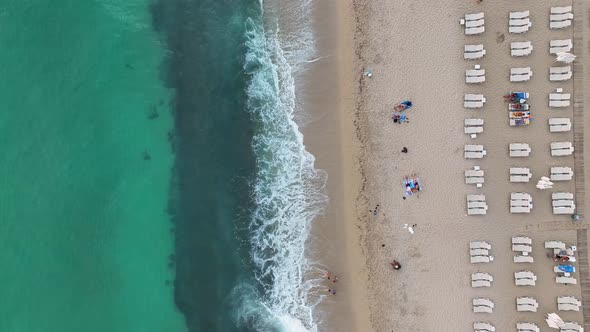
xmin=551 ymin=166 xmax=573 ymax=181
xmin=516 ymin=297 xmax=538 ymax=312
xmin=472 ymin=273 xmax=493 ymax=288
xmin=550 ymin=39 xmax=573 ymax=54
xmin=509 ymin=143 xmax=531 ymax=157
xmin=551 ymin=141 xmax=574 ymax=156
xmin=549 ymin=118 xmax=572 ymax=133
xmin=464 ymin=44 xmax=486 ymax=60
xmin=474 ymin=322 xmax=495 ymax=332
xmin=552 ymin=192 xmax=575 ymax=215
xmin=467 ymin=195 xmax=488 ymax=216
xmin=511 ymin=192 xmax=532 ymax=214
xmin=465 ymin=166 xmax=484 ymax=187
xmin=550 ymin=6 xmax=573 ymax=30
xmin=514 ymin=270 xmax=537 ymax=286
xmin=549 ymin=88 xmax=571 ymax=107
xmin=517 ymin=322 xmax=539 ymax=332
xmin=461 ymin=12 xmax=485 ymax=35
xmin=465 ymin=145 xmax=487 ymax=159
xmin=469 ymin=241 xmax=492 ymax=263
xmin=510 ymin=67 xmax=532 ymax=82
xmin=512 ymin=236 xmax=533 ymax=263
xmin=558 ymin=296 xmax=581 ymax=311
xmin=465 ymin=119 xmax=484 ymax=138
xmin=473 ymin=298 xmax=494 ymax=313
xmin=509 ymin=11 xmax=532 ymax=34
xmin=511 ymin=41 xmax=533 ymax=57
xmin=466 ymin=65 xmax=485 ymax=84
xmin=550 ymin=66 xmax=572 ymax=81
xmin=510 ymin=167 xmax=532 ymax=183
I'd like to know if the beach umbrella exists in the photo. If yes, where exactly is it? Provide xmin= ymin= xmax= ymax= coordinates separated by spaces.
xmin=546 ymin=313 xmax=565 ymax=329
xmin=556 ymin=52 xmax=576 ymax=63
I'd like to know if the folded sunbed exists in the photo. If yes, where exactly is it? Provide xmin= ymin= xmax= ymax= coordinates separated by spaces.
xmin=470 ymin=248 xmax=488 ymax=256
xmin=467 ymin=194 xmax=486 ymax=202
xmin=465 ymin=127 xmax=483 ymax=135
xmin=471 ymin=272 xmax=493 ymax=281
xmin=517 ymin=304 xmax=537 ymax=312
xmin=510 ymin=175 xmax=531 ymax=183
xmin=509 ymin=21 xmax=532 ymax=34
xmin=471 ymin=255 xmax=490 ymax=264
xmin=514 ymin=255 xmax=534 ymax=263
xmin=550 ymin=70 xmax=572 ymax=81
xmin=465 ymin=169 xmax=484 ymax=177
xmin=472 ymin=280 xmax=491 ymax=288
xmin=473 ymin=322 xmax=495 ymax=332
xmin=550 ymin=13 xmax=574 ymax=22
xmin=516 ymin=322 xmax=539 ymax=332
xmin=557 ymin=296 xmax=581 ymax=306
xmin=553 ymin=200 xmax=575 ymax=208
xmin=559 ymin=303 xmax=579 ymax=311
xmin=545 ymin=240 xmax=566 ymax=249
xmin=517 ymin=297 xmax=538 ymax=306
xmin=551 ymin=167 xmax=573 ymax=181
xmin=561 ymin=322 xmax=583 ymax=332
xmin=510 ymin=11 xmax=529 ymax=19
xmin=549 ymin=39 xmax=572 ymax=54
xmin=509 ymin=17 xmax=531 ymax=26
xmin=553 ymin=192 xmax=574 ymax=200
xmin=466 ymin=26 xmax=485 ymax=35
xmin=549 ymin=100 xmax=570 ymax=107
xmin=550 ymin=20 xmax=571 ymax=29
xmin=473 ymin=298 xmax=494 ymax=307
xmin=510 ymin=41 xmax=533 ymax=56
xmin=465 ymin=12 xmax=484 ymax=21
xmin=509 ymin=143 xmax=531 ymax=157
xmin=511 ymin=206 xmax=531 ymax=214
xmin=554 ymin=206 xmax=576 ymax=214
xmin=556 ymin=276 xmax=577 ymax=284
xmin=515 ymin=271 xmax=536 ymax=279
xmin=515 ymin=278 xmax=536 ymax=286
xmin=470 ymin=241 xmax=491 ymax=250
xmin=512 ymin=236 xmax=531 ymax=245
xmin=465 ymin=151 xmax=486 ymax=159
xmin=468 ymin=201 xmax=488 ymax=209
xmin=512 ymin=244 xmax=532 ymax=252
xmin=551 ymin=6 xmax=572 ymax=14
xmin=466 ymin=76 xmax=485 ymax=84
xmin=511 ymin=192 xmax=532 ymax=200
xmin=466 ymin=177 xmax=484 ymax=185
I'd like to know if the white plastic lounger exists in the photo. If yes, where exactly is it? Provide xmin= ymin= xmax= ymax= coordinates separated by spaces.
xmin=515 ymin=279 xmax=536 ymax=286
xmin=510 ymin=67 xmax=533 ymax=82
xmin=550 ymin=66 xmax=572 ymax=82
xmin=550 ymin=13 xmax=574 ymax=22
xmin=467 ymin=194 xmax=486 ymax=201
xmin=550 ymin=20 xmax=571 ymax=29
xmin=510 ymin=175 xmax=531 ymax=183
xmin=512 ymin=245 xmax=532 ymax=252
xmin=473 ymin=298 xmax=494 ymax=308
xmin=468 ymin=201 xmax=488 ymax=209
xmin=551 ymin=6 xmax=572 ymax=14
xmin=466 ymin=26 xmax=485 ymax=35
xmin=559 ymin=303 xmax=580 ymax=311
xmin=553 ymin=200 xmax=575 ymax=208
xmin=551 ymin=167 xmax=573 ymax=181
xmin=471 ymin=255 xmax=490 ymax=264
xmin=515 ymin=271 xmax=535 ymax=278
xmin=549 ymin=98 xmax=570 ymax=107
xmin=509 ymin=22 xmax=532 ymax=34
xmin=465 ymin=127 xmax=483 ymax=136
xmin=511 ymin=41 xmax=533 ymax=57
xmin=511 ymin=192 xmax=531 ymax=200
xmin=512 ymin=236 xmax=532 ymax=245
xmin=511 ymin=48 xmax=532 ymax=57
xmin=510 ymin=11 xmax=529 ymax=19
xmin=561 ymin=322 xmax=583 ymax=331
xmin=473 ymin=322 xmax=495 ymax=332
xmin=517 ymin=297 xmax=538 ymax=306
xmin=554 ymin=206 xmax=575 ymax=215
xmin=465 ymin=151 xmax=486 ymax=159
xmin=470 ymin=248 xmax=488 ymax=256
xmin=470 ymin=241 xmax=491 ymax=250
xmin=510 ymin=18 xmax=531 ymax=26
xmin=469 ymin=207 xmax=488 ymax=215
xmin=511 ymin=206 xmax=532 ymax=214
xmin=545 ymin=241 xmax=566 ymax=249
xmin=466 ymin=76 xmax=485 ymax=84
xmin=514 ymin=255 xmax=534 ymax=263
xmin=464 ymin=94 xmax=486 ymax=108
xmin=464 ymin=12 xmax=484 ymax=21
xmin=512 ymin=67 xmax=532 ymax=75
xmin=464 ymin=45 xmax=486 ymax=60
xmin=517 ymin=304 xmax=537 ymax=312
xmin=550 ymin=39 xmax=572 ymax=54
xmin=472 ymin=280 xmax=491 ymax=288
xmin=556 ymin=276 xmax=577 ymax=285
xmin=510 ymin=168 xmax=532 ymax=183
xmin=553 ymin=192 xmax=574 ymax=200
xmin=509 ymin=143 xmax=531 ymax=157
xmin=472 ymin=272 xmax=493 ymax=281
xmin=466 ymin=177 xmax=484 ymax=185
xmin=465 ymin=118 xmax=484 ymax=126
xmin=474 ymin=306 xmax=492 ymax=313
xmin=465 ymin=170 xmax=484 ymax=178
xmin=516 ymin=322 xmax=539 ymax=332
xmin=549 ymin=118 xmax=572 ymax=132
xmin=551 ymin=142 xmax=574 ymax=156
xmin=558 ymin=296 xmax=581 ymax=306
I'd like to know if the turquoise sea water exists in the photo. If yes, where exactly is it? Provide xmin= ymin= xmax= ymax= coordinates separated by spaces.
xmin=0 ymin=1 xmax=185 ymax=331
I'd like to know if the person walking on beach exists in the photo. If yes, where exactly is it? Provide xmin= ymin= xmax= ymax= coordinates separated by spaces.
xmin=323 ymin=272 xmax=330 ymax=280
xmin=401 ymin=147 xmax=408 ymax=153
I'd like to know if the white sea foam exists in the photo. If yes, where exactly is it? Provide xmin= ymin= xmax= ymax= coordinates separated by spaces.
xmin=241 ymin=1 xmax=327 ymax=330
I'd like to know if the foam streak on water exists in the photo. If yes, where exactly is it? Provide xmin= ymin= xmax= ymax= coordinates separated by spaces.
xmin=241 ymin=1 xmax=327 ymax=330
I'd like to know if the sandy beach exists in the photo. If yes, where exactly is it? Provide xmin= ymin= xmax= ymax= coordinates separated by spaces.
xmin=342 ymin=0 xmax=590 ymax=331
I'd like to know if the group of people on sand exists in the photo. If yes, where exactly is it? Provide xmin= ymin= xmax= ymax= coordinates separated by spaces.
xmin=323 ymin=272 xmax=338 ymax=295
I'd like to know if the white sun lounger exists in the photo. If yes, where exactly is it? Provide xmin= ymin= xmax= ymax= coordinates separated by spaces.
xmin=465 ymin=151 xmax=486 ymax=159
xmin=467 ymin=194 xmax=486 ymax=201
xmin=510 ymin=11 xmax=529 ymax=19
xmin=465 ymin=12 xmax=484 ymax=21
xmin=516 ymin=278 xmax=536 ymax=286
xmin=471 ymin=255 xmax=490 ymax=264
xmin=550 ymin=39 xmax=572 ymax=54
xmin=473 ymin=298 xmax=494 ymax=307
xmin=553 ymin=192 xmax=574 ymax=200
xmin=551 ymin=167 xmax=573 ymax=181
xmin=465 ymin=127 xmax=483 ymax=136
xmin=472 ymin=272 xmax=493 ymax=281
xmin=474 ymin=306 xmax=492 ymax=313
xmin=514 ymin=255 xmax=534 ymax=263
xmin=511 ymin=41 xmax=533 ymax=57
xmin=512 ymin=245 xmax=532 ymax=252
xmin=549 ymin=118 xmax=572 ymax=132
xmin=466 ymin=68 xmax=485 ymax=84
xmin=551 ymin=142 xmax=574 ymax=156
xmin=464 ymin=45 xmax=486 ymax=59
xmin=516 ymin=322 xmax=539 ymax=332
xmin=550 ymin=66 xmax=572 ymax=81
xmin=558 ymin=296 xmax=581 ymax=306
xmin=545 ymin=241 xmax=566 ymax=249
xmin=517 ymin=304 xmax=538 ymax=312
xmin=474 ymin=322 xmax=495 ymax=332
xmin=510 ymin=175 xmax=531 ymax=183
xmin=472 ymin=280 xmax=491 ymax=288
xmin=510 ymin=67 xmax=533 ymax=82
xmin=551 ymin=6 xmax=572 ymax=14
xmin=517 ymin=297 xmax=538 ymax=306
xmin=550 ymin=20 xmax=571 ymax=29
xmin=511 ymin=67 xmax=532 ymax=75
xmin=465 ymin=19 xmax=485 ymax=28
xmin=464 ymin=94 xmax=486 ymax=108
xmin=468 ymin=201 xmax=488 ymax=209
xmin=550 ymin=100 xmax=570 ymax=107
xmin=553 ymin=200 xmax=575 ymax=208
xmin=558 ymin=303 xmax=580 ymax=311
xmin=510 ymin=168 xmax=532 ymax=183
xmin=556 ymin=276 xmax=577 ymax=285
xmin=511 ymin=206 xmax=532 ymax=214
xmin=467 ymin=76 xmax=485 ymax=84
xmin=465 ymin=118 xmax=484 ymax=126
xmin=470 ymin=241 xmax=491 ymax=250
xmin=549 ymin=91 xmax=571 ymax=107
xmin=466 ymin=26 xmax=485 ymax=35
xmin=512 ymin=236 xmax=532 ymax=245
xmin=470 ymin=248 xmax=489 ymax=256
xmin=515 ymin=271 xmax=535 ymax=278
xmin=510 ymin=143 xmax=531 ymax=157
xmin=466 ymin=177 xmax=484 ymax=185
xmin=509 ymin=21 xmax=532 ymax=34
xmin=465 ymin=169 xmax=484 ymax=177
xmin=465 ymin=144 xmax=485 ymax=151
xmin=562 ymin=322 xmax=583 ymax=332
xmin=550 ymin=13 xmax=574 ymax=22
xmin=510 ymin=18 xmax=531 ymax=26
xmin=511 ymin=192 xmax=531 ymax=200
xmin=554 ymin=206 xmax=576 ymax=214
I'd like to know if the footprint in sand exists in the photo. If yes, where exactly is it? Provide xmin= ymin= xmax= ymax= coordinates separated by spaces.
xmin=496 ymin=32 xmax=505 ymax=43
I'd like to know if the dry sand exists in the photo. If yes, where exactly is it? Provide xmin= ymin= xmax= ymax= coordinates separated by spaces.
xmin=347 ymin=0 xmax=589 ymax=331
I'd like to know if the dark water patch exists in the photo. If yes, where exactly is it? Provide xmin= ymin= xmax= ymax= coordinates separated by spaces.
xmin=150 ymin=0 xmax=262 ymax=331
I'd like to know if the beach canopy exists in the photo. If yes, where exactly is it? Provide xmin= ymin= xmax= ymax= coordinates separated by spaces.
xmin=546 ymin=313 xmax=564 ymax=328
xmin=556 ymin=52 xmax=576 ymax=63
